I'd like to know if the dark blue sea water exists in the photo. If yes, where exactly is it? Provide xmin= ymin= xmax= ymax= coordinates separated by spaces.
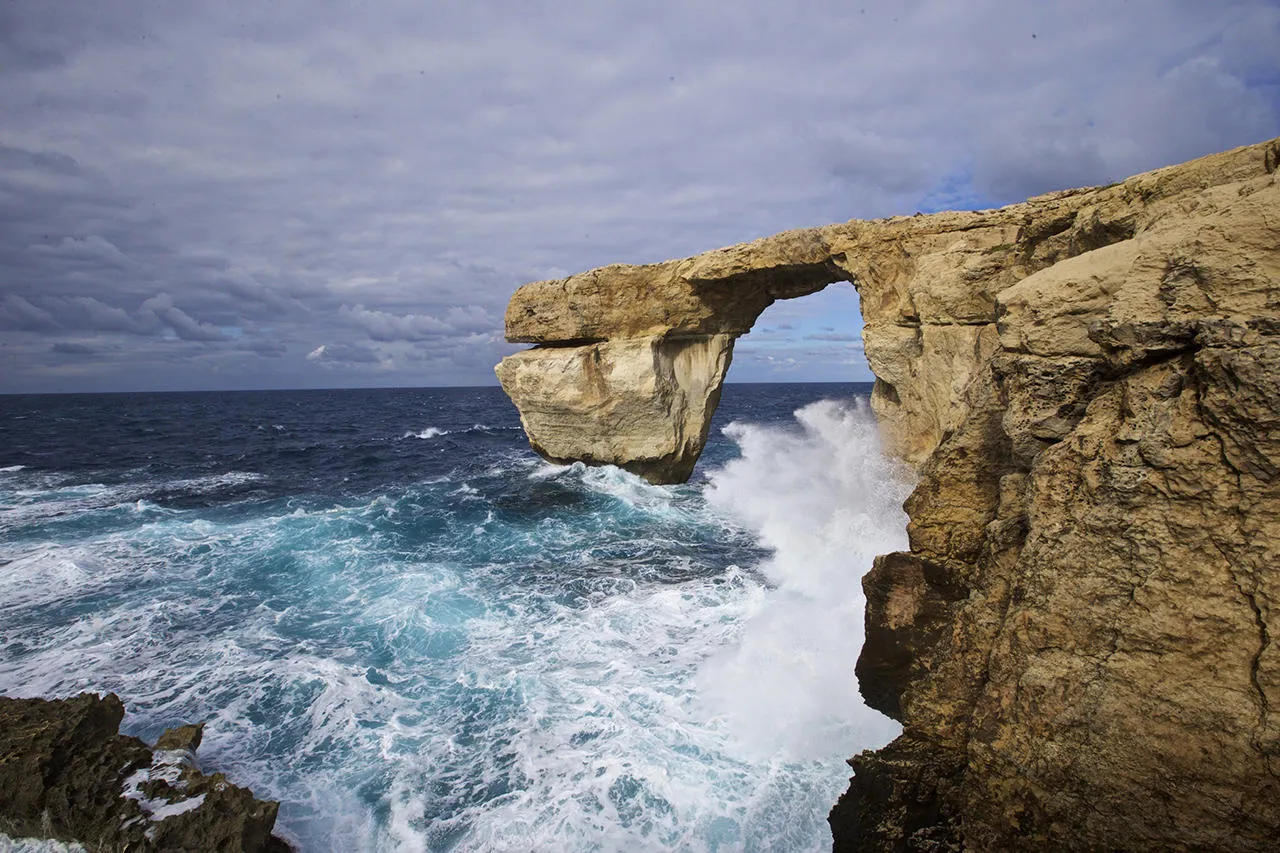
xmin=0 ymin=383 xmax=909 ymax=852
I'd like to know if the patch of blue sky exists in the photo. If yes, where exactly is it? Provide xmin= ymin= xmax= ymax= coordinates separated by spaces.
xmin=729 ymin=284 xmax=871 ymax=383
xmin=916 ymin=168 xmax=1004 ymax=214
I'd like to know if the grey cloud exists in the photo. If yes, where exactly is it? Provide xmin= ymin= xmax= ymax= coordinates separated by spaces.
xmin=48 ymin=296 xmax=145 ymax=333
xmin=340 ymin=304 xmax=452 ymax=341
xmin=51 ymin=341 xmax=98 ymax=355
xmin=0 ymin=143 xmax=81 ymax=176
xmin=140 ymin=293 xmax=226 ymax=342
xmin=0 ymin=295 xmax=59 ymax=330
xmin=0 ymin=0 xmax=1276 ymax=391
xmin=213 ymin=269 xmax=296 ymax=314
xmin=805 ymin=333 xmax=862 ymax=343
xmin=29 ymin=234 xmax=137 ymax=268
xmin=246 ymin=339 xmax=287 ymax=357
xmin=972 ymin=53 xmax=1278 ymax=200
xmin=341 ymin=304 xmax=498 ymax=342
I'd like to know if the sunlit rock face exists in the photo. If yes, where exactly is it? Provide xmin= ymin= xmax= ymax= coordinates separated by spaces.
xmin=495 ymin=333 xmax=735 ymax=484
xmin=497 ymin=137 xmax=1280 ymax=850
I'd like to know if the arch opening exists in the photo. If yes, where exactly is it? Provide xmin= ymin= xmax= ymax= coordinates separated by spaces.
xmin=727 ymin=282 xmax=871 ymax=385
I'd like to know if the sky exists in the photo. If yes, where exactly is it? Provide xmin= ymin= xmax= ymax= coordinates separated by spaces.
xmin=1 ymin=1 xmax=1278 ymax=393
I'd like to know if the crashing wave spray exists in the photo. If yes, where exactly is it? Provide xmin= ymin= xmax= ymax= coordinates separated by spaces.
xmin=378 ymin=397 xmax=913 ymax=852
xmin=698 ymin=398 xmax=912 ymax=759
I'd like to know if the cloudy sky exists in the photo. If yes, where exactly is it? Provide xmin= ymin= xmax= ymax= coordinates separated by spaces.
xmin=2 ymin=1 xmax=1277 ymax=393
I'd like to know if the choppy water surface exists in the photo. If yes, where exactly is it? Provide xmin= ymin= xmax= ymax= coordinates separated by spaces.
xmin=0 ymin=384 xmax=909 ymax=852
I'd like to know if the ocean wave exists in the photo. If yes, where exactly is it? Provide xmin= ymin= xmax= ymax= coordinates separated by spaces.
xmin=0 ymin=472 xmax=266 ymax=529
xmin=160 ymin=472 xmax=266 ymax=493
xmin=0 ymin=387 xmax=901 ymax=851
xmin=403 ymin=427 xmax=448 ymax=440
xmin=401 ymin=424 xmax=523 ymax=441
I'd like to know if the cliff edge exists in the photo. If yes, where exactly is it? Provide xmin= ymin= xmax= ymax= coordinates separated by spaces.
xmin=496 ymin=137 xmax=1280 ymax=849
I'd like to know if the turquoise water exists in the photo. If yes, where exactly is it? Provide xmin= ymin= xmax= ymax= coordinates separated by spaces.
xmin=0 ymin=384 xmax=908 ymax=851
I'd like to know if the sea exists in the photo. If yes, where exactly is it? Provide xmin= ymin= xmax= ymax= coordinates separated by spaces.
xmin=0 ymin=383 xmax=911 ymax=853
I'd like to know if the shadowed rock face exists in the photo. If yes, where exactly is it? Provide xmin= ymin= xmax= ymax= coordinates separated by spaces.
xmin=498 ymin=137 xmax=1280 ymax=849
xmin=495 ymin=333 xmax=736 ymax=483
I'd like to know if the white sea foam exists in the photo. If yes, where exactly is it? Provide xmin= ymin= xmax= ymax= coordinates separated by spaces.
xmin=578 ymin=464 xmax=689 ymax=515
xmin=527 ymin=459 xmax=673 ymax=503
xmin=0 ymin=464 xmax=27 ymax=473
xmin=0 ymin=473 xmax=263 ymax=537
xmin=0 ymin=837 xmax=87 ymax=852
xmin=401 ymin=424 xmax=517 ymax=441
xmin=404 ymin=427 xmax=447 ymax=439
xmin=698 ymin=398 xmax=912 ymax=759
xmin=526 ymin=460 xmax=575 ymax=479
xmin=372 ymin=398 xmax=910 ymax=851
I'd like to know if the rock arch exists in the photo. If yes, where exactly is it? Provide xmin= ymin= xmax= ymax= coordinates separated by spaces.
xmin=495 ymin=138 xmax=1280 ymax=850
xmin=496 ymin=203 xmax=1031 ymax=483
xmin=495 ymin=230 xmax=856 ymax=483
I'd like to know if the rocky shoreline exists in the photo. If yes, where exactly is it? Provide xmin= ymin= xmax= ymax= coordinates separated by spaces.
xmin=0 ymin=694 xmax=289 ymax=852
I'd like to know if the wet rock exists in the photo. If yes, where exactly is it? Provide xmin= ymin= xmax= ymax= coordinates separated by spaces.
xmin=0 ymin=693 xmax=290 ymax=852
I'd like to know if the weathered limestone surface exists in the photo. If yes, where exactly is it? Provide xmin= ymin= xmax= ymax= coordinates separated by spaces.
xmin=498 ymin=137 xmax=1280 ymax=849
xmin=495 ymin=333 xmax=734 ymax=483
xmin=0 ymin=693 xmax=290 ymax=851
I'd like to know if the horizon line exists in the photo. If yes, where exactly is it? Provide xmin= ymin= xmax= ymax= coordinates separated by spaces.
xmin=0 ymin=378 xmax=877 ymax=398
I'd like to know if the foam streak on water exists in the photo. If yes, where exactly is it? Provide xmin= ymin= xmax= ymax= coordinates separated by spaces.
xmin=0 ymin=387 xmax=907 ymax=851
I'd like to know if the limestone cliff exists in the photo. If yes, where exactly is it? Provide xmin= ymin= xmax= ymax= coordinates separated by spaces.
xmin=496 ymin=137 xmax=1280 ymax=849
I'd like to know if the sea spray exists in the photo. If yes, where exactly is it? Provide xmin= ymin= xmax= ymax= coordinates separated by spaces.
xmin=698 ymin=397 xmax=912 ymax=759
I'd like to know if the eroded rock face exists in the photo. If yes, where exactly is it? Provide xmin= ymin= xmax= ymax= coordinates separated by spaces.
xmin=841 ymin=141 xmax=1279 ymax=851
xmin=0 ymin=693 xmax=289 ymax=851
xmin=497 ymin=137 xmax=1280 ymax=848
xmin=498 ymin=231 xmax=848 ymax=483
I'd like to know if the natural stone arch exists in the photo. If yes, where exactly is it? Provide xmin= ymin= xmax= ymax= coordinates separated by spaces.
xmin=495 ymin=213 xmax=1018 ymax=483
xmin=495 ymin=139 xmax=1280 ymax=851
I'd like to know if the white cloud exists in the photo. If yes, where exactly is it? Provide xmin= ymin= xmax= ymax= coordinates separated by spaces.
xmin=306 ymin=341 xmax=381 ymax=364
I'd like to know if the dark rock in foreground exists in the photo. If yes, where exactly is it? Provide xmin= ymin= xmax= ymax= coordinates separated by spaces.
xmin=0 ymin=693 xmax=290 ymax=852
